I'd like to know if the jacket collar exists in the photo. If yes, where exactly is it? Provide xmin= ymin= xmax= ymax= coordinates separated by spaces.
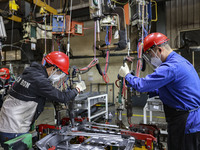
xmin=30 ymin=62 xmax=48 ymax=77
xmin=166 ymin=51 xmax=175 ymax=62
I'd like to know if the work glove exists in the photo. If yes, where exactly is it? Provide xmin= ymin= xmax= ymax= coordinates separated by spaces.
xmin=118 ymin=63 xmax=130 ymax=78
xmin=0 ymin=89 xmax=5 ymax=95
xmin=75 ymin=81 xmax=86 ymax=93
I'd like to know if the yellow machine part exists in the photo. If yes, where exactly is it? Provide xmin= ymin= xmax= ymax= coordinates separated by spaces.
xmin=33 ymin=0 xmax=57 ymax=15
xmin=134 ymin=146 xmax=148 ymax=150
xmin=134 ymin=141 xmax=154 ymax=150
xmin=151 ymin=0 xmax=157 ymax=22
xmin=9 ymin=0 xmax=19 ymax=11
xmin=8 ymin=15 xmax=22 ymax=22
xmin=40 ymin=6 xmax=47 ymax=14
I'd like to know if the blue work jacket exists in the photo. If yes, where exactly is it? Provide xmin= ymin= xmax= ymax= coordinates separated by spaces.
xmin=125 ymin=51 xmax=200 ymax=134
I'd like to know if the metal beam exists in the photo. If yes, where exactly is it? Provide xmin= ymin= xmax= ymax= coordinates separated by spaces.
xmin=7 ymin=15 xmax=22 ymax=22
xmin=33 ymin=0 xmax=57 ymax=15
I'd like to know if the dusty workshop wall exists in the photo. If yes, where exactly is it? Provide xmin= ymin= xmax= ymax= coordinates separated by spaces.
xmin=69 ymin=21 xmax=153 ymax=103
xmin=165 ymin=0 xmax=200 ymax=75
xmin=166 ymin=0 xmax=200 ymax=48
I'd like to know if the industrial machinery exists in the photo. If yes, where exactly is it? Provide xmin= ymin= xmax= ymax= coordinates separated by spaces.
xmin=4 ymin=133 xmax=32 ymax=150
xmin=89 ymin=0 xmax=127 ymax=51
xmin=0 ymin=1 xmax=165 ymax=149
xmin=36 ymin=121 xmax=164 ymax=150
xmin=0 ymin=16 xmax=7 ymax=62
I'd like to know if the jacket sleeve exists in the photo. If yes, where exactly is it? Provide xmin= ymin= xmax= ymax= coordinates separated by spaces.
xmin=125 ymin=65 xmax=176 ymax=92
xmin=34 ymin=75 xmax=78 ymax=103
xmin=148 ymin=89 xmax=159 ymax=98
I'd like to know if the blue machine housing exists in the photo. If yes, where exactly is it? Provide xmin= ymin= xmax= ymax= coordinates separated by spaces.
xmin=52 ymin=15 xmax=66 ymax=32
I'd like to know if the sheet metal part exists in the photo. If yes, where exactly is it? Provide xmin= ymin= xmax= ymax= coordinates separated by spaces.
xmin=36 ymin=121 xmax=162 ymax=150
xmin=36 ymin=129 xmax=135 ymax=150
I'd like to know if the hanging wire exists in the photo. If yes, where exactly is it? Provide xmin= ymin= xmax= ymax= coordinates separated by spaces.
xmin=111 ymin=0 xmax=128 ymax=5
xmin=109 ymin=26 xmax=112 ymax=44
xmin=32 ymin=0 xmax=39 ymax=17
xmin=135 ymin=0 xmax=145 ymax=77
xmin=10 ymin=12 xmax=14 ymax=52
xmin=105 ymin=26 xmax=110 ymax=45
xmin=44 ymin=14 xmax=47 ymax=54
xmin=141 ymin=0 xmax=145 ymax=46
xmin=67 ymin=0 xmax=73 ymax=57
xmin=94 ymin=21 xmax=97 ymax=58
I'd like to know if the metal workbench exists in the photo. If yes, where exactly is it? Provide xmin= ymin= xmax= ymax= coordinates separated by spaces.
xmin=74 ymin=92 xmax=108 ymax=122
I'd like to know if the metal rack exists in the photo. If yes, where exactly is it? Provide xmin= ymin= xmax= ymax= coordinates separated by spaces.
xmin=74 ymin=92 xmax=108 ymax=122
xmin=143 ymin=96 xmax=164 ymax=124
xmin=90 ymin=83 xmax=115 ymax=105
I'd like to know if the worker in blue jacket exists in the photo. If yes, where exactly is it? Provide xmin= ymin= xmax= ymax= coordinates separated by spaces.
xmin=118 ymin=32 xmax=200 ymax=150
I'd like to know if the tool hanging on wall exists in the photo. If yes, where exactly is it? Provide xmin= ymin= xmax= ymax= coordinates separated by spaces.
xmin=89 ymin=0 xmax=127 ymax=51
xmin=123 ymin=0 xmax=153 ymax=127
xmin=115 ymin=56 xmax=134 ymax=128
xmin=75 ymin=20 xmax=110 ymax=83
xmin=115 ymin=74 xmax=126 ymax=128
xmin=67 ymin=0 xmax=72 ymax=57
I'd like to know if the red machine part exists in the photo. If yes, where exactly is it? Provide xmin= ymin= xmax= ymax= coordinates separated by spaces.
xmin=130 ymin=123 xmax=160 ymax=136
xmin=52 ymin=15 xmax=84 ymax=36
xmin=61 ymin=117 xmax=88 ymax=126
xmin=48 ymin=146 xmax=56 ymax=150
xmin=37 ymin=124 xmax=61 ymax=135
xmin=121 ymin=130 xmax=157 ymax=150
xmin=78 ymin=136 xmax=85 ymax=143
xmin=66 ymin=15 xmax=84 ymax=36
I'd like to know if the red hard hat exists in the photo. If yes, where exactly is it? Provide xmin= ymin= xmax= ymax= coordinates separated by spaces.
xmin=0 ymin=68 xmax=10 ymax=80
xmin=44 ymin=51 xmax=69 ymax=74
xmin=143 ymin=32 xmax=169 ymax=52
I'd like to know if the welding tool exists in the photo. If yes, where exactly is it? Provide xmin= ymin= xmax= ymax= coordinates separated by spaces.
xmin=116 ymin=59 xmax=127 ymax=129
xmin=68 ymin=67 xmax=84 ymax=128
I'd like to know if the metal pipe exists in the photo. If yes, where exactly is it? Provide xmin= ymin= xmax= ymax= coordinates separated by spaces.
xmin=70 ymin=53 xmax=136 ymax=59
xmin=67 ymin=0 xmax=73 ymax=57
xmin=192 ymin=51 xmax=195 ymax=67
xmin=96 ymin=20 xmax=100 ymax=41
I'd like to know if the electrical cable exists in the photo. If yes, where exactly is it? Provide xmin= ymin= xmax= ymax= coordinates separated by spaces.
xmin=105 ymin=26 xmax=110 ymax=45
xmin=109 ymin=26 xmax=112 ymax=44
xmin=111 ymin=0 xmax=128 ymax=5
xmin=102 ymin=50 xmax=110 ymax=83
xmin=135 ymin=0 xmax=145 ymax=77
xmin=62 ymin=0 xmax=67 ymax=13
xmin=76 ymin=58 xmax=99 ymax=74
xmin=95 ymin=50 xmax=110 ymax=83
xmin=11 ymin=12 xmax=14 ymax=52
xmin=67 ymin=0 xmax=73 ymax=57
xmin=44 ymin=14 xmax=47 ymax=54
xmin=32 ymin=0 xmax=38 ymax=17
xmin=93 ymin=0 xmax=98 ymax=6
xmin=94 ymin=21 xmax=97 ymax=58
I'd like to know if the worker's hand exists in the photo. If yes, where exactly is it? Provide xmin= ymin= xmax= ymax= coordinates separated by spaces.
xmin=0 ymin=89 xmax=5 ymax=95
xmin=75 ymin=81 xmax=86 ymax=93
xmin=118 ymin=63 xmax=129 ymax=78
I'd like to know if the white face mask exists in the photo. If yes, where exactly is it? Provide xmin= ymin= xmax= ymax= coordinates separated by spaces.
xmin=48 ymin=69 xmax=66 ymax=84
xmin=150 ymin=49 xmax=162 ymax=68
xmin=49 ymin=73 xmax=66 ymax=83
xmin=151 ymin=56 xmax=162 ymax=68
